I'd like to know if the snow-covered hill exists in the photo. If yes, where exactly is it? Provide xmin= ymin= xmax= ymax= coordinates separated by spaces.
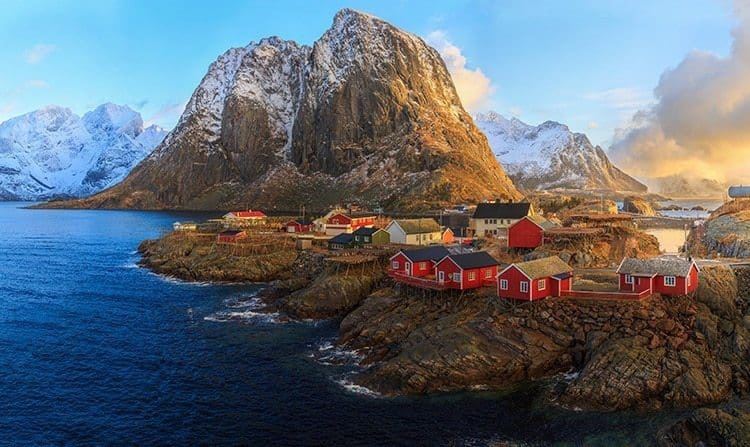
xmin=475 ymin=111 xmax=646 ymax=193
xmin=0 ymin=103 xmax=167 ymax=200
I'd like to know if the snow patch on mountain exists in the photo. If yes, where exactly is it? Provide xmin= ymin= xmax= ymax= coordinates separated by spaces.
xmin=0 ymin=103 xmax=167 ymax=200
xmin=475 ymin=111 xmax=646 ymax=193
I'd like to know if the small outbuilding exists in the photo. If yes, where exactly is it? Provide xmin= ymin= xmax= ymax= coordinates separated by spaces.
xmin=352 ymin=227 xmax=390 ymax=246
xmin=389 ymin=246 xmax=450 ymax=278
xmin=616 ymin=257 xmax=699 ymax=296
xmin=497 ymin=256 xmax=573 ymax=301
xmin=328 ymin=233 xmax=355 ymax=250
xmin=433 ymin=251 xmax=500 ymax=290
xmin=386 ymin=218 xmax=443 ymax=245
xmin=285 ymin=218 xmax=313 ymax=233
xmin=217 ymin=230 xmax=247 ymax=244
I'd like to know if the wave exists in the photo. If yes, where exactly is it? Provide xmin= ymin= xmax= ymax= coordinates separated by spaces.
xmin=311 ymin=339 xmax=365 ymax=366
xmin=334 ymin=375 xmax=381 ymax=398
xmin=203 ymin=309 xmax=282 ymax=324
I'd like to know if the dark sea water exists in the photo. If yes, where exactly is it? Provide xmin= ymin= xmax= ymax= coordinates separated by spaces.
xmin=0 ymin=203 xmax=685 ymax=446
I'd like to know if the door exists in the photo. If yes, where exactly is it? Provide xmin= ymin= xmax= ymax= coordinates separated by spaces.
xmin=406 ymin=262 xmax=412 ymax=276
xmin=438 ymin=271 xmax=445 ymax=283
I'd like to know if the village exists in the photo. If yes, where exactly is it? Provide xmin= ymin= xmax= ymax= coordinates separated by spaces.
xmin=168 ymin=195 xmax=710 ymax=304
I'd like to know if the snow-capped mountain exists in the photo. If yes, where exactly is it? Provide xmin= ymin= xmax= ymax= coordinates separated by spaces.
xmin=0 ymin=103 xmax=167 ymax=200
xmin=60 ymin=9 xmax=520 ymax=211
xmin=475 ymin=111 xmax=646 ymax=193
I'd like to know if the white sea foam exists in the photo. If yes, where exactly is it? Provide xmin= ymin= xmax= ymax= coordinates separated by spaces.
xmin=203 ymin=309 xmax=282 ymax=324
xmin=335 ymin=377 xmax=380 ymax=398
xmin=311 ymin=339 xmax=365 ymax=366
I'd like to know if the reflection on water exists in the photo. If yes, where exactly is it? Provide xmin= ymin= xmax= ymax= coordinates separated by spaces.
xmin=647 ymin=228 xmax=688 ymax=254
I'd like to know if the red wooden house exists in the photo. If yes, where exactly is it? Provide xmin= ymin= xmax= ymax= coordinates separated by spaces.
xmin=217 ymin=230 xmax=247 ymax=243
xmin=508 ymin=216 xmax=545 ymax=249
xmin=285 ymin=218 xmax=313 ymax=233
xmin=433 ymin=251 xmax=500 ymax=290
xmin=325 ymin=213 xmax=376 ymax=236
xmin=497 ymin=256 xmax=573 ymax=301
xmin=616 ymin=257 xmax=699 ymax=296
xmin=389 ymin=246 xmax=450 ymax=278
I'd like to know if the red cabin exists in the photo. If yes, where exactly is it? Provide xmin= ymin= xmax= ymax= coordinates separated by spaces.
xmin=497 ymin=256 xmax=573 ymax=301
xmin=223 ymin=210 xmax=267 ymax=220
xmin=217 ymin=230 xmax=247 ymax=244
xmin=616 ymin=257 xmax=699 ymax=297
xmin=389 ymin=246 xmax=450 ymax=278
xmin=285 ymin=218 xmax=313 ymax=233
xmin=508 ymin=216 xmax=544 ymax=249
xmin=325 ymin=213 xmax=376 ymax=235
xmin=434 ymin=251 xmax=499 ymax=290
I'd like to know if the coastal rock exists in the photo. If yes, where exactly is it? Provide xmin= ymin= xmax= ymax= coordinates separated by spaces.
xmin=688 ymin=200 xmax=750 ymax=258
xmin=659 ymin=405 xmax=750 ymax=447
xmin=623 ymin=196 xmax=657 ymax=216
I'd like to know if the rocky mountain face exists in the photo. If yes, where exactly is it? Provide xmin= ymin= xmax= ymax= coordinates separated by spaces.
xmin=0 ymin=104 xmax=166 ymax=200
xmin=474 ymin=112 xmax=646 ymax=193
xmin=648 ymin=174 xmax=726 ymax=198
xmin=58 ymin=9 xmax=520 ymax=211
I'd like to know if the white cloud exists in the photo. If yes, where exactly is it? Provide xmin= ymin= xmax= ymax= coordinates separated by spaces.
xmin=610 ymin=0 xmax=750 ymax=186
xmin=588 ymin=121 xmax=600 ymax=129
xmin=426 ymin=30 xmax=495 ymax=112
xmin=24 ymin=44 xmax=56 ymax=64
xmin=145 ymin=101 xmax=187 ymax=128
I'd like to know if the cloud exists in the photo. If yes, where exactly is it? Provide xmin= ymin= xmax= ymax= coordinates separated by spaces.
xmin=609 ymin=0 xmax=750 ymax=187
xmin=588 ymin=121 xmax=600 ymax=129
xmin=426 ymin=31 xmax=495 ymax=112
xmin=144 ymin=101 xmax=187 ymax=128
xmin=584 ymin=87 xmax=651 ymax=112
xmin=24 ymin=44 xmax=55 ymax=64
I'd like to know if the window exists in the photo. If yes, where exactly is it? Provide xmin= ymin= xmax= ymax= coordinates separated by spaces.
xmin=500 ymin=279 xmax=508 ymax=290
xmin=392 ymin=261 xmax=399 ymax=270
xmin=625 ymin=274 xmax=634 ymax=285
xmin=687 ymin=275 xmax=691 ymax=287
xmin=520 ymin=281 xmax=529 ymax=293
xmin=484 ymin=219 xmax=489 ymax=224
xmin=485 ymin=270 xmax=492 ymax=279
xmin=664 ymin=276 xmax=676 ymax=287
xmin=419 ymin=262 xmax=427 ymax=270
xmin=468 ymin=272 xmax=476 ymax=281
xmin=453 ymin=273 xmax=461 ymax=282
xmin=538 ymin=279 xmax=546 ymax=290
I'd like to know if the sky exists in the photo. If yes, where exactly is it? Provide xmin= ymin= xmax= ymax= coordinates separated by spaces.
xmin=0 ymin=0 xmax=738 ymax=152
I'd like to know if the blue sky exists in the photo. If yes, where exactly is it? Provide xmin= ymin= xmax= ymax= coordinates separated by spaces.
xmin=0 ymin=0 xmax=736 ymax=147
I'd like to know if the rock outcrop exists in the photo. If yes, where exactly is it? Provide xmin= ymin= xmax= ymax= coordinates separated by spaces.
xmin=48 ymin=9 xmax=520 ymax=211
xmin=688 ymin=199 xmax=750 ymax=258
xmin=623 ymin=196 xmax=657 ymax=216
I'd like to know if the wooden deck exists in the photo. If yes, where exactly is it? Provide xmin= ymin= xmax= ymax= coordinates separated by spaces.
xmin=388 ymin=271 xmax=448 ymax=290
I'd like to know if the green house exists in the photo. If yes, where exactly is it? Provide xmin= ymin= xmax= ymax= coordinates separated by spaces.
xmin=353 ymin=227 xmax=390 ymax=246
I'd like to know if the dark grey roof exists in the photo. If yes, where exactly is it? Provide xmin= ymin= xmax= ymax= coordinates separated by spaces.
xmin=552 ymin=272 xmax=573 ymax=280
xmin=616 ymin=257 xmax=696 ymax=277
xmin=329 ymin=233 xmax=354 ymax=244
xmin=353 ymin=227 xmax=379 ymax=236
xmin=472 ymin=202 xmax=531 ymax=219
xmin=446 ymin=251 xmax=499 ymax=269
xmin=401 ymin=246 xmax=450 ymax=262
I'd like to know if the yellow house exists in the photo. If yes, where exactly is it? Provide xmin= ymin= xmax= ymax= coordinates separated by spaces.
xmin=386 ymin=218 xmax=443 ymax=246
xmin=469 ymin=201 xmax=533 ymax=237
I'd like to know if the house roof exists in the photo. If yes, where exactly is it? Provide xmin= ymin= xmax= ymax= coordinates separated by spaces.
xmin=353 ymin=227 xmax=379 ymax=236
xmin=445 ymin=251 xmax=499 ymax=270
xmin=329 ymin=233 xmax=354 ymax=244
xmin=472 ymin=202 xmax=531 ymax=219
xmin=219 ymin=230 xmax=245 ymax=236
xmin=391 ymin=218 xmax=441 ymax=234
xmin=512 ymin=256 xmax=573 ymax=280
xmin=400 ymin=246 xmax=450 ymax=262
xmin=616 ymin=257 xmax=697 ymax=277
xmin=226 ymin=210 xmax=266 ymax=218
xmin=287 ymin=218 xmax=313 ymax=225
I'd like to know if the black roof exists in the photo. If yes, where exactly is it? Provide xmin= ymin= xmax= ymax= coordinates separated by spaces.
xmin=552 ymin=272 xmax=573 ymax=280
xmin=472 ymin=202 xmax=531 ymax=219
xmin=220 ymin=230 xmax=244 ymax=235
xmin=353 ymin=227 xmax=379 ymax=236
xmin=446 ymin=251 xmax=499 ymax=269
xmin=401 ymin=246 xmax=450 ymax=262
xmin=329 ymin=233 xmax=354 ymax=244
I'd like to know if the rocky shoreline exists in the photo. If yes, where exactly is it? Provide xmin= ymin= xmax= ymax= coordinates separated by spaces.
xmin=138 ymin=231 xmax=750 ymax=444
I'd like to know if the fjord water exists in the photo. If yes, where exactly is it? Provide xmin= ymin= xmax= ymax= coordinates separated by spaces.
xmin=0 ymin=203 xmax=679 ymax=446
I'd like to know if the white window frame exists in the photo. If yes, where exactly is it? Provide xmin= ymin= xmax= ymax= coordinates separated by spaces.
xmin=468 ymin=271 xmax=476 ymax=281
xmin=625 ymin=274 xmax=634 ymax=285
xmin=392 ymin=261 xmax=399 ymax=270
xmin=664 ymin=276 xmax=676 ymax=287
xmin=485 ymin=270 xmax=492 ymax=279
xmin=453 ymin=273 xmax=461 ymax=282
xmin=520 ymin=281 xmax=529 ymax=293
xmin=438 ymin=271 xmax=445 ymax=282
xmin=538 ymin=279 xmax=546 ymax=290
xmin=500 ymin=279 xmax=508 ymax=290
xmin=419 ymin=262 xmax=427 ymax=270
